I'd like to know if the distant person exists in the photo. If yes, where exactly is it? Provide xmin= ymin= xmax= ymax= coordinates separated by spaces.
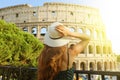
xmin=38 ymin=22 xmax=90 ymax=80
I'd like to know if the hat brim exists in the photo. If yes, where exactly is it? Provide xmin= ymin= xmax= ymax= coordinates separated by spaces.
xmin=44 ymin=33 xmax=70 ymax=47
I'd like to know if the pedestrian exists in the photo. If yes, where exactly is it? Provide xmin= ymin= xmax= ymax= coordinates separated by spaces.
xmin=38 ymin=22 xmax=90 ymax=80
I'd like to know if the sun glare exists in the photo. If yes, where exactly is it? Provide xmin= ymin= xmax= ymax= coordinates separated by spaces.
xmin=99 ymin=0 xmax=120 ymax=54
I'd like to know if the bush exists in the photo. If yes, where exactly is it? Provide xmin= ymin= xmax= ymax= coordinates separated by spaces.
xmin=0 ymin=20 xmax=44 ymax=67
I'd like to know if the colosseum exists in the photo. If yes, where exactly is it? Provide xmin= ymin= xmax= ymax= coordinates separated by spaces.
xmin=0 ymin=2 xmax=117 ymax=71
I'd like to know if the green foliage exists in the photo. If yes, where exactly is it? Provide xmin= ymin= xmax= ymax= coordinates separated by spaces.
xmin=0 ymin=20 xmax=44 ymax=67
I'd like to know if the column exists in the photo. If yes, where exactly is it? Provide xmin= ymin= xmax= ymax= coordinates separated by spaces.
xmin=28 ymin=26 xmax=31 ymax=34
xmin=37 ymin=25 xmax=40 ymax=39
xmin=76 ymin=60 xmax=80 ymax=70
xmin=86 ymin=61 xmax=89 ymax=70
xmin=101 ymin=61 xmax=104 ymax=71
xmin=94 ymin=60 xmax=97 ymax=71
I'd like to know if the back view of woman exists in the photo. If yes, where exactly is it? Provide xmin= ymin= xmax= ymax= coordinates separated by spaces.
xmin=38 ymin=22 xmax=90 ymax=80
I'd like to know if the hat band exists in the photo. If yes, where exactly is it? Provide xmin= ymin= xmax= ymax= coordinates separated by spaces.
xmin=49 ymin=36 xmax=63 ymax=40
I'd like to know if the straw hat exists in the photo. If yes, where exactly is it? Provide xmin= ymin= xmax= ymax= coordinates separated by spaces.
xmin=44 ymin=22 xmax=80 ymax=47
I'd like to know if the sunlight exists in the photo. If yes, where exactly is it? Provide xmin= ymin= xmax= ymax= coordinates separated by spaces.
xmin=99 ymin=0 xmax=120 ymax=54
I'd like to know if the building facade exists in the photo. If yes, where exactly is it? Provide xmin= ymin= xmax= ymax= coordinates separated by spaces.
xmin=0 ymin=2 xmax=117 ymax=71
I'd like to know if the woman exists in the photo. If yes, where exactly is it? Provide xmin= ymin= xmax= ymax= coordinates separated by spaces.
xmin=38 ymin=22 xmax=90 ymax=80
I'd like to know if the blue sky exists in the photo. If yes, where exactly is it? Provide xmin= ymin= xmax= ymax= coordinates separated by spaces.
xmin=0 ymin=0 xmax=104 ymax=8
xmin=0 ymin=0 xmax=120 ymax=54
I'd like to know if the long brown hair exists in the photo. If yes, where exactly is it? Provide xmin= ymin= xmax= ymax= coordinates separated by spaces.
xmin=38 ymin=44 xmax=67 ymax=80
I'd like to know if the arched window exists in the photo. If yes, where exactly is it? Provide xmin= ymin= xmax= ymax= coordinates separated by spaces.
xmin=97 ymin=62 xmax=102 ymax=71
xmin=73 ymin=62 xmax=76 ymax=70
xmin=96 ymin=45 xmax=101 ymax=54
xmin=40 ymin=27 xmax=47 ymax=36
xmin=89 ymin=45 xmax=93 ymax=54
xmin=104 ymin=62 xmax=107 ymax=71
xmin=69 ymin=27 xmax=75 ymax=32
xmin=80 ymin=62 xmax=86 ymax=70
xmin=16 ymin=13 xmax=19 ymax=18
xmin=52 ymin=11 xmax=56 ymax=16
xmin=78 ymin=28 xmax=83 ymax=33
xmin=23 ymin=27 xmax=28 ymax=32
xmin=103 ymin=46 xmax=107 ymax=54
xmin=89 ymin=62 xmax=94 ymax=71
xmin=86 ymin=29 xmax=91 ymax=36
xmin=110 ymin=62 xmax=113 ymax=70
xmin=33 ymin=11 xmax=37 ymax=16
xmin=32 ymin=27 xmax=37 ymax=36
xmin=70 ymin=12 xmax=74 ymax=16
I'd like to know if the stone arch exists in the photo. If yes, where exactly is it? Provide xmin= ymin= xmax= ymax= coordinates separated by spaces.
xmin=80 ymin=62 xmax=86 ymax=70
xmin=69 ymin=27 xmax=75 ymax=32
xmin=51 ymin=10 xmax=56 ymax=16
xmin=110 ymin=61 xmax=113 ymax=70
xmin=33 ymin=11 xmax=37 ymax=16
xmin=73 ymin=62 xmax=76 ymax=70
xmin=104 ymin=62 xmax=108 ymax=71
xmin=78 ymin=28 xmax=83 ymax=33
xmin=103 ymin=46 xmax=107 ymax=54
xmin=86 ymin=28 xmax=91 ymax=36
xmin=88 ymin=45 xmax=94 ymax=54
xmin=96 ymin=45 xmax=101 ymax=54
xmin=40 ymin=27 xmax=47 ymax=36
xmin=31 ymin=27 xmax=37 ymax=36
xmin=89 ymin=62 xmax=94 ymax=71
xmin=97 ymin=62 xmax=102 ymax=71
xmin=23 ymin=27 xmax=28 ymax=32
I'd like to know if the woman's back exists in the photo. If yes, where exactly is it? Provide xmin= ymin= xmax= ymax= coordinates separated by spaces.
xmin=37 ymin=22 xmax=90 ymax=80
xmin=38 ymin=45 xmax=69 ymax=80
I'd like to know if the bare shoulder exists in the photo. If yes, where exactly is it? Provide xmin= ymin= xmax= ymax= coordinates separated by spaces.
xmin=69 ymin=43 xmax=83 ymax=56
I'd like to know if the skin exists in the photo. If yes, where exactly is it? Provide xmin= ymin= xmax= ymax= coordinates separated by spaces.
xmin=55 ymin=25 xmax=90 ymax=70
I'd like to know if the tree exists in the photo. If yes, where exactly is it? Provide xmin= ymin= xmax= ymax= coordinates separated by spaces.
xmin=0 ymin=20 xmax=44 ymax=67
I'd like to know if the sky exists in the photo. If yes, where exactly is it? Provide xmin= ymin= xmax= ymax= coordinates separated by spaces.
xmin=0 ymin=0 xmax=110 ymax=8
xmin=0 ymin=0 xmax=120 ymax=54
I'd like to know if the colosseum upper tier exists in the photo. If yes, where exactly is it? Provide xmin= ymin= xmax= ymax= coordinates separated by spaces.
xmin=0 ymin=2 xmax=117 ymax=71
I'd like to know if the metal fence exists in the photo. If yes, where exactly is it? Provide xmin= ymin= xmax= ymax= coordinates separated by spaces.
xmin=0 ymin=66 xmax=37 ymax=80
xmin=0 ymin=66 xmax=120 ymax=80
xmin=74 ymin=70 xmax=120 ymax=80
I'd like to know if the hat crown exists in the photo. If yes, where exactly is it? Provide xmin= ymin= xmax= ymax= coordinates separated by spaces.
xmin=48 ymin=22 xmax=63 ymax=38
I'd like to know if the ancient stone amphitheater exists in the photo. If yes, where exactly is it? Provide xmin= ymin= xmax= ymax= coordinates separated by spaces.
xmin=0 ymin=2 xmax=117 ymax=71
